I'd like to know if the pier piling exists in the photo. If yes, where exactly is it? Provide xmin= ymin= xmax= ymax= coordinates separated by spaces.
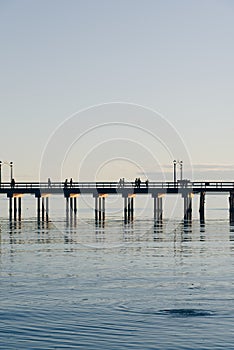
xmin=42 ymin=197 xmax=45 ymax=222
xmin=70 ymin=197 xmax=73 ymax=218
xmin=130 ymin=197 xmax=134 ymax=220
xmin=9 ymin=196 xmax=12 ymax=221
xmin=99 ymin=197 xmax=102 ymax=221
xmin=199 ymin=192 xmax=205 ymax=223
xmin=36 ymin=196 xmax=50 ymax=222
xmin=102 ymin=197 xmax=105 ymax=221
xmin=123 ymin=195 xmax=134 ymax=223
xmin=18 ymin=197 xmax=22 ymax=220
xmin=13 ymin=197 xmax=17 ymax=221
xmin=229 ymin=192 xmax=234 ymax=224
xmin=124 ymin=197 xmax=127 ymax=222
xmin=153 ymin=195 xmax=163 ymax=223
xmin=37 ymin=197 xmax=41 ymax=221
xmin=66 ymin=197 xmax=69 ymax=221
xmin=94 ymin=195 xmax=106 ymax=223
xmin=46 ymin=197 xmax=49 ymax=221
xmin=74 ymin=197 xmax=77 ymax=214
xmin=183 ymin=193 xmax=192 ymax=222
xmin=95 ymin=197 xmax=98 ymax=222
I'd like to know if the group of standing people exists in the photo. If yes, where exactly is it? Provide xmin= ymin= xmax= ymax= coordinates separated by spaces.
xmin=135 ymin=178 xmax=141 ymax=188
xmin=135 ymin=178 xmax=149 ymax=188
xmin=48 ymin=178 xmax=74 ymax=188
xmin=9 ymin=177 xmax=150 ymax=189
xmin=64 ymin=178 xmax=74 ymax=188
xmin=118 ymin=178 xmax=125 ymax=187
xmin=118 ymin=177 xmax=149 ymax=188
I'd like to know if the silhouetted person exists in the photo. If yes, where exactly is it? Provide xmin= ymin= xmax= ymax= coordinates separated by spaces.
xmin=64 ymin=179 xmax=68 ymax=188
xmin=119 ymin=178 xmax=122 ymax=187
xmin=138 ymin=178 xmax=141 ymax=188
xmin=48 ymin=178 xmax=51 ymax=188
xmin=135 ymin=178 xmax=138 ymax=187
xmin=122 ymin=178 xmax=125 ymax=187
xmin=70 ymin=178 xmax=73 ymax=188
xmin=11 ymin=178 xmax=15 ymax=188
xmin=145 ymin=179 xmax=149 ymax=188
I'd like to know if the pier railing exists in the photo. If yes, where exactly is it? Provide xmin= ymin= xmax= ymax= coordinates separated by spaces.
xmin=1 ymin=181 xmax=234 ymax=190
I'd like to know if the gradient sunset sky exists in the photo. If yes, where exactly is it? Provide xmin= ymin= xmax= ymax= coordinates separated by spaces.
xmin=1 ymin=0 xmax=234 ymax=181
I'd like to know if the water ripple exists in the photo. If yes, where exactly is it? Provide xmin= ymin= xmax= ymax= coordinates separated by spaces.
xmin=158 ymin=308 xmax=215 ymax=318
xmin=116 ymin=305 xmax=215 ymax=318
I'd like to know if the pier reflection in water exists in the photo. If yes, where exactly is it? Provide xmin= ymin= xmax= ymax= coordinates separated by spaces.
xmin=4 ymin=216 xmax=234 ymax=249
xmin=0 ymin=216 xmax=234 ymax=350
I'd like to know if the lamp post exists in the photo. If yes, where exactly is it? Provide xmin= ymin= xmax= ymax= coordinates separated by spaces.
xmin=10 ymin=161 xmax=13 ymax=181
xmin=179 ymin=161 xmax=183 ymax=181
xmin=0 ymin=161 xmax=14 ymax=184
xmin=173 ymin=160 xmax=183 ymax=184
xmin=173 ymin=160 xmax=177 ymax=183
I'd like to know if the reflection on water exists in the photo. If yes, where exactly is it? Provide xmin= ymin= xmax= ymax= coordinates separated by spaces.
xmin=0 ymin=217 xmax=234 ymax=349
xmin=1 ymin=216 xmax=234 ymax=249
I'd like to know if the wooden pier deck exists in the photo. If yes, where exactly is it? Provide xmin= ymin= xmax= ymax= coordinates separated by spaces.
xmin=1 ymin=180 xmax=234 ymax=194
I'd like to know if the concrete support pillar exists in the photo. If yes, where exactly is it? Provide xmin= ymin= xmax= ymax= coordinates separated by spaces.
xmin=74 ymin=197 xmax=77 ymax=214
xmin=189 ymin=196 xmax=192 ymax=220
xmin=158 ymin=197 xmax=163 ymax=221
xmin=99 ymin=197 xmax=102 ymax=221
xmin=199 ymin=192 xmax=205 ymax=224
xmin=41 ymin=198 xmax=44 ymax=221
xmin=127 ymin=198 xmax=131 ymax=221
xmin=183 ymin=195 xmax=188 ymax=221
xmin=183 ymin=196 xmax=187 ymax=220
xmin=124 ymin=196 xmax=134 ymax=223
xmin=153 ymin=195 xmax=163 ymax=223
xmin=68 ymin=196 xmax=79 ymax=219
xmin=130 ymin=197 xmax=134 ymax=220
xmin=37 ymin=197 xmax=41 ymax=221
xmin=95 ymin=197 xmax=98 ymax=222
xmin=9 ymin=196 xmax=23 ymax=221
xmin=66 ymin=197 xmax=69 ymax=220
xmin=37 ymin=196 xmax=49 ymax=222
xmin=102 ymin=197 xmax=105 ymax=221
xmin=70 ymin=197 xmax=73 ymax=216
xmin=46 ymin=197 xmax=49 ymax=222
xmin=229 ymin=192 xmax=234 ymax=224
xmin=94 ymin=196 xmax=106 ymax=223
xmin=183 ymin=193 xmax=192 ymax=221
xmin=65 ymin=196 xmax=79 ymax=222
xmin=13 ymin=197 xmax=17 ymax=221
xmin=124 ymin=197 xmax=128 ymax=223
xmin=18 ymin=197 xmax=22 ymax=221
xmin=9 ymin=196 xmax=13 ymax=221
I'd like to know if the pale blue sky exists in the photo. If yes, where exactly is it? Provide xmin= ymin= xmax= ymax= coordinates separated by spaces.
xmin=0 ymin=0 xmax=234 ymax=181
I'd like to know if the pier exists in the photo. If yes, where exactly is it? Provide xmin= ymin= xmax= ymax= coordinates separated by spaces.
xmin=1 ymin=180 xmax=234 ymax=224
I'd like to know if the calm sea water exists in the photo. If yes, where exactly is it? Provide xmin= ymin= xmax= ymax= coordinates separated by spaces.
xmin=0 ymin=209 xmax=234 ymax=349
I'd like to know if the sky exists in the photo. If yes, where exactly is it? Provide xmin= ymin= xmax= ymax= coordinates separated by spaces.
xmin=0 ymin=0 xmax=234 ymax=182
